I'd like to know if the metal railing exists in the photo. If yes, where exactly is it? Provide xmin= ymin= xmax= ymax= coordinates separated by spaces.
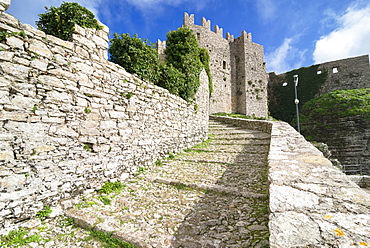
xmin=342 ymin=164 xmax=364 ymax=175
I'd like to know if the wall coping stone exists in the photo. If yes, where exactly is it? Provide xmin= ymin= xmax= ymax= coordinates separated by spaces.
xmin=0 ymin=0 xmax=10 ymax=12
xmin=210 ymin=115 xmax=370 ymax=247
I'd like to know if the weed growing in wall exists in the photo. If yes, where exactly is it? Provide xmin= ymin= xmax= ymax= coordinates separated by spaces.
xmin=36 ymin=2 xmax=102 ymax=41
xmin=155 ymin=159 xmax=163 ymax=166
xmin=0 ymin=30 xmax=27 ymax=42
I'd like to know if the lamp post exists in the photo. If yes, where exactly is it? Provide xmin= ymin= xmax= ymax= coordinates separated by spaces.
xmin=283 ymin=74 xmax=300 ymax=133
xmin=293 ymin=75 xmax=300 ymax=133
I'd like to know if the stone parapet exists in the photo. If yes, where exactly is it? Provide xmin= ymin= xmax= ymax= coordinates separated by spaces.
xmin=0 ymin=0 xmax=10 ymax=12
xmin=210 ymin=115 xmax=370 ymax=247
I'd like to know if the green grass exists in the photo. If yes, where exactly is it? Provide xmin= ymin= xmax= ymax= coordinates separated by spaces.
xmin=36 ymin=206 xmax=52 ymax=220
xmin=85 ymin=230 xmax=136 ymax=248
xmin=98 ymin=181 xmax=125 ymax=194
xmin=0 ymin=228 xmax=42 ymax=247
xmin=193 ymin=138 xmax=213 ymax=149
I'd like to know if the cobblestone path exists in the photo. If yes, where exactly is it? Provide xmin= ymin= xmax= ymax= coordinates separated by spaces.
xmin=15 ymin=120 xmax=270 ymax=248
xmin=65 ymin=120 xmax=271 ymax=247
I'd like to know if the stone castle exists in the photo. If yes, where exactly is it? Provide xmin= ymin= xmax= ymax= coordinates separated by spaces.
xmin=158 ymin=13 xmax=268 ymax=118
xmin=1 ymin=1 xmax=370 ymax=246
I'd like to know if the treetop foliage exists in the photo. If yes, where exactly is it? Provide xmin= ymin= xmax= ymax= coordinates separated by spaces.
xmin=109 ymin=33 xmax=160 ymax=84
xmin=36 ymin=2 xmax=102 ymax=41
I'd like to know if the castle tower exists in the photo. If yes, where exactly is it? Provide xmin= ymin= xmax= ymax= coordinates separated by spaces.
xmin=183 ymin=13 xmax=268 ymax=117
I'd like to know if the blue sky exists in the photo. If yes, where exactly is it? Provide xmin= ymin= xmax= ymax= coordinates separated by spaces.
xmin=7 ymin=0 xmax=370 ymax=74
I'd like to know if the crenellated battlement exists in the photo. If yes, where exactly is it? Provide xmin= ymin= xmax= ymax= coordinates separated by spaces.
xmin=183 ymin=12 xmax=252 ymax=42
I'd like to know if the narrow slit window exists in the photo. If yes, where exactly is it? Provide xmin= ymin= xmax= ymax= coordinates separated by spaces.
xmin=317 ymin=70 xmax=322 ymax=75
xmin=223 ymin=61 xmax=226 ymax=69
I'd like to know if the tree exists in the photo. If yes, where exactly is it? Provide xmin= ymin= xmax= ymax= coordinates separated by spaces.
xmin=36 ymin=2 xmax=102 ymax=41
xmin=109 ymin=33 xmax=160 ymax=84
xmin=165 ymin=26 xmax=204 ymax=101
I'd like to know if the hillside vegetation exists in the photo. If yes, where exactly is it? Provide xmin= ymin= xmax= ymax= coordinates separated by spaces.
xmin=300 ymin=88 xmax=370 ymax=140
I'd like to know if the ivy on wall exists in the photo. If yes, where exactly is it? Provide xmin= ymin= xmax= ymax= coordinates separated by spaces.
xmin=199 ymin=48 xmax=213 ymax=95
xmin=268 ymin=65 xmax=328 ymax=124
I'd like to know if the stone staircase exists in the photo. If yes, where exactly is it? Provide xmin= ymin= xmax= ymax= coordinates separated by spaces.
xmin=67 ymin=119 xmax=271 ymax=247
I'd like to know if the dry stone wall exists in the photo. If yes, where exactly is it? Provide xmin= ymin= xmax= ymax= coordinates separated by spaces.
xmin=0 ymin=10 xmax=209 ymax=230
xmin=211 ymin=116 xmax=370 ymax=247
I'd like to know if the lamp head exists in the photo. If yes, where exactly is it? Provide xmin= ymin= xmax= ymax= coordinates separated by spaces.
xmin=293 ymin=75 xmax=298 ymax=86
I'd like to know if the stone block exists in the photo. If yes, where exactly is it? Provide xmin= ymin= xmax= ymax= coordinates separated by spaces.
xmin=269 ymin=212 xmax=321 ymax=247
xmin=11 ymin=95 xmax=39 ymax=110
xmin=38 ymin=75 xmax=65 ymax=89
xmin=0 ymin=1 xmax=11 ymax=13
xmin=6 ymin=36 xmax=24 ymax=50
xmin=100 ymin=120 xmax=117 ymax=129
xmin=0 ymin=51 xmax=14 ymax=61
xmin=0 ymin=62 xmax=29 ymax=79
xmin=0 ymin=90 xmax=10 ymax=104
xmin=0 ymin=150 xmax=13 ymax=161
xmin=28 ymin=39 xmax=53 ymax=58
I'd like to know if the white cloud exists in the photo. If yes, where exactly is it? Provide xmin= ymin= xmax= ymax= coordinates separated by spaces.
xmin=255 ymin=0 xmax=276 ymax=22
xmin=7 ymin=0 xmax=103 ymax=28
xmin=265 ymin=38 xmax=305 ymax=74
xmin=313 ymin=2 xmax=370 ymax=64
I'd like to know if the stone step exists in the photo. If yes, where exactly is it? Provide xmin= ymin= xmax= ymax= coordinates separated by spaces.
xmin=211 ymin=133 xmax=271 ymax=140
xmin=176 ymin=151 xmax=268 ymax=164
xmin=66 ymin=119 xmax=271 ymax=247
xmin=187 ymin=144 xmax=270 ymax=154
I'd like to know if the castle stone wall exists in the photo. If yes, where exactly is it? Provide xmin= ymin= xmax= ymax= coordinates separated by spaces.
xmin=317 ymin=55 xmax=370 ymax=95
xmin=183 ymin=13 xmax=268 ymax=118
xmin=184 ymin=13 xmax=232 ymax=114
xmin=0 ymin=11 xmax=209 ymax=229
xmin=231 ymin=32 xmax=268 ymax=117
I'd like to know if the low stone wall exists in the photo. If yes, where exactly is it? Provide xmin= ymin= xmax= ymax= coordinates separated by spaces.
xmin=0 ymin=11 xmax=209 ymax=230
xmin=210 ymin=116 xmax=370 ymax=247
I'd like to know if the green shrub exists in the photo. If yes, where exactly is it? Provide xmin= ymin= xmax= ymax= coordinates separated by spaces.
xmin=165 ymin=26 xmax=204 ymax=101
xmin=157 ymin=62 xmax=185 ymax=96
xmin=36 ymin=2 xmax=102 ymax=41
xmin=109 ymin=33 xmax=160 ymax=84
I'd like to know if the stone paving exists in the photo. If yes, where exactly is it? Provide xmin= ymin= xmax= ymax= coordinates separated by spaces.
xmin=51 ymin=119 xmax=267 ymax=248
xmin=1 ymin=119 xmax=271 ymax=247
